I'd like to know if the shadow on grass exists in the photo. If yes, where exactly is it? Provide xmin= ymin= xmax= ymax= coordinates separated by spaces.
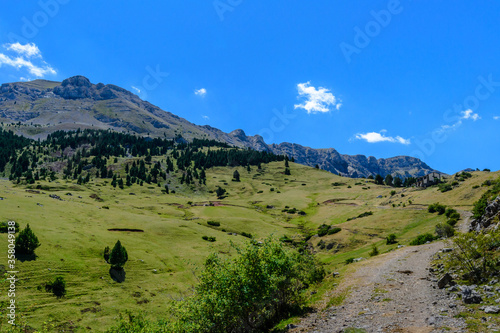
xmin=269 ymin=305 xmax=315 ymax=332
xmin=16 ymin=253 xmax=37 ymax=262
xmin=109 ymin=267 xmax=126 ymax=283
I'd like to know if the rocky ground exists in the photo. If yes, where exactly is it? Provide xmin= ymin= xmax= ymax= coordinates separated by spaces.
xmin=290 ymin=242 xmax=469 ymax=332
xmin=287 ymin=212 xmax=500 ymax=333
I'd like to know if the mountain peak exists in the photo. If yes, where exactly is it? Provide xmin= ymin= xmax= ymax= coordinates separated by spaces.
xmin=61 ymin=75 xmax=91 ymax=87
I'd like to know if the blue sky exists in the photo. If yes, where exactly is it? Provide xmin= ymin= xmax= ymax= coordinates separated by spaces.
xmin=1 ymin=1 xmax=500 ymax=174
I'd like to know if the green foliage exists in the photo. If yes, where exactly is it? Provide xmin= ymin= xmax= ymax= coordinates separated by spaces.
xmin=472 ymin=177 xmax=500 ymax=219
xmin=284 ymin=167 xmax=291 ymax=176
xmin=445 ymin=208 xmax=457 ymax=218
xmin=345 ymin=257 xmax=355 ymax=264
xmin=45 ymin=276 xmax=66 ymax=298
xmin=328 ymin=227 xmax=341 ymax=235
xmin=103 ymin=246 xmax=110 ymax=263
xmin=438 ymin=183 xmax=453 ymax=193
xmin=216 ymin=186 xmax=227 ymax=199
xmin=386 ymin=234 xmax=397 ymax=245
xmin=390 ymin=190 xmax=396 ymax=196
xmin=369 ymin=245 xmax=379 ymax=257
xmin=0 ymin=220 xmax=19 ymax=233
xmin=202 ymin=236 xmax=216 ymax=242
xmin=409 ymin=233 xmax=436 ymax=245
xmin=109 ymin=240 xmax=128 ymax=269
xmin=435 ymin=223 xmax=455 ymax=238
xmin=167 ymin=237 xmax=325 ymax=332
xmin=444 ymin=230 xmax=500 ymax=283
xmin=384 ymin=174 xmax=393 ymax=186
xmin=241 ymin=232 xmax=252 ymax=239
xmin=207 ymin=221 xmax=220 ymax=227
xmin=15 ymin=224 xmax=41 ymax=255
xmin=232 ymin=170 xmax=240 ymax=182
xmin=374 ymin=174 xmax=384 ymax=185
xmin=428 ymin=203 xmax=446 ymax=215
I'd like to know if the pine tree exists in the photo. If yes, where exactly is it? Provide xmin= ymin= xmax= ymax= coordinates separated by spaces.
xmin=284 ymin=167 xmax=291 ymax=175
xmin=233 ymin=170 xmax=240 ymax=182
xmin=375 ymin=174 xmax=384 ymax=185
xmin=109 ymin=240 xmax=128 ymax=269
xmin=15 ymin=224 xmax=41 ymax=255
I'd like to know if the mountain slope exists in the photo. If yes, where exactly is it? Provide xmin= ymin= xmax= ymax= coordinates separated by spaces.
xmin=0 ymin=76 xmax=437 ymax=178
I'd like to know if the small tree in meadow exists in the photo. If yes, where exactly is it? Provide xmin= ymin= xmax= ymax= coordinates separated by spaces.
xmin=109 ymin=240 xmax=128 ymax=269
xmin=15 ymin=224 xmax=41 ymax=255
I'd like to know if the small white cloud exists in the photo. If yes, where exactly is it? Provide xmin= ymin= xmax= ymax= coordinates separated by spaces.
xmin=461 ymin=109 xmax=480 ymax=121
xmin=5 ymin=42 xmax=41 ymax=58
xmin=131 ymin=86 xmax=141 ymax=94
xmin=202 ymin=115 xmax=209 ymax=120
xmin=355 ymin=131 xmax=411 ymax=145
xmin=494 ymin=116 xmax=500 ymax=120
xmin=195 ymin=88 xmax=207 ymax=97
xmin=0 ymin=43 xmax=56 ymax=78
xmin=294 ymin=81 xmax=341 ymax=114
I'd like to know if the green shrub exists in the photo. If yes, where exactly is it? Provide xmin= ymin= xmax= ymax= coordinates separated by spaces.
xmin=345 ymin=257 xmax=355 ymax=264
xmin=45 ymin=276 xmax=66 ymax=298
xmin=428 ymin=203 xmax=446 ymax=215
xmin=444 ymin=230 xmax=500 ymax=283
xmin=241 ymin=232 xmax=252 ymax=239
xmin=409 ymin=233 xmax=436 ymax=245
xmin=207 ymin=221 xmax=220 ymax=227
xmin=369 ymin=245 xmax=379 ymax=257
xmin=447 ymin=217 xmax=459 ymax=226
xmin=390 ymin=190 xmax=396 ymax=196
xmin=0 ymin=221 xmax=19 ymax=233
xmin=445 ymin=208 xmax=457 ymax=218
xmin=165 ymin=237 xmax=325 ymax=332
xmin=328 ymin=227 xmax=341 ymax=235
xmin=202 ymin=236 xmax=216 ymax=242
xmin=435 ymin=223 xmax=455 ymax=238
xmin=386 ymin=234 xmax=397 ymax=245
xmin=438 ymin=183 xmax=453 ymax=193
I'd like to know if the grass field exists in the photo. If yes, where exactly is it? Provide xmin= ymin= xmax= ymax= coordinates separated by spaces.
xmin=0 ymin=161 xmax=497 ymax=331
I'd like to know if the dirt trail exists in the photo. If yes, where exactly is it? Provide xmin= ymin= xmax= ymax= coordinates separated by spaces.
xmin=292 ymin=243 xmax=467 ymax=332
xmin=291 ymin=210 xmax=475 ymax=333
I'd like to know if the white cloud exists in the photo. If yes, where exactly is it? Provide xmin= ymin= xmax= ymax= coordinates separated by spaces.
xmin=202 ymin=115 xmax=210 ymax=120
xmin=436 ymin=109 xmax=481 ymax=134
xmin=461 ymin=109 xmax=480 ymax=121
xmin=5 ymin=42 xmax=41 ymax=58
xmin=0 ymin=43 xmax=56 ymax=78
xmin=294 ymin=81 xmax=341 ymax=114
xmin=131 ymin=86 xmax=141 ymax=94
xmin=355 ymin=130 xmax=411 ymax=145
xmin=194 ymin=88 xmax=207 ymax=97
xmin=494 ymin=116 xmax=500 ymax=120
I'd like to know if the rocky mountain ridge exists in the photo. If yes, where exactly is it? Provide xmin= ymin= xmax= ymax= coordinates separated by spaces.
xmin=0 ymin=76 xmax=438 ymax=178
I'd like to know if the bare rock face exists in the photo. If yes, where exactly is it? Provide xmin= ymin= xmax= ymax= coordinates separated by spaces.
xmin=53 ymin=75 xmax=122 ymax=100
xmin=470 ymin=197 xmax=500 ymax=232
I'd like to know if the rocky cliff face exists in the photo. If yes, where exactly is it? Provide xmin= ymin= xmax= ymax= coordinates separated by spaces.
xmin=0 ymin=76 xmax=439 ymax=178
xmin=470 ymin=197 xmax=500 ymax=232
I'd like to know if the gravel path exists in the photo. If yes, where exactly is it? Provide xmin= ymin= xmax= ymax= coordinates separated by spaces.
xmin=291 ymin=243 xmax=468 ymax=332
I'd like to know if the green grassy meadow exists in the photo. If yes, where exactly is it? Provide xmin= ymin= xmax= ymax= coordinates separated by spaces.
xmin=0 ymin=161 xmax=497 ymax=331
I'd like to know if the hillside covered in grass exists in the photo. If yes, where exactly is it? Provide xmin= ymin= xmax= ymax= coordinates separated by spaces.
xmin=0 ymin=128 xmax=497 ymax=331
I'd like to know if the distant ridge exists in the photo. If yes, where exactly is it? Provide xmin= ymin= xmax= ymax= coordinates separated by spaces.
xmin=0 ymin=76 xmax=439 ymax=178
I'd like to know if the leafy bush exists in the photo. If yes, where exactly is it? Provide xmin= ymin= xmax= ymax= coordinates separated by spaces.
xmin=445 ymin=208 xmax=457 ymax=218
xmin=472 ymin=178 xmax=500 ymax=219
xmin=435 ymin=223 xmax=455 ymax=238
xmin=0 ymin=221 xmax=19 ymax=233
xmin=428 ymin=203 xmax=446 ymax=215
xmin=207 ymin=221 xmax=220 ymax=227
xmin=15 ymin=224 xmax=41 ymax=255
xmin=390 ymin=190 xmax=396 ymax=196
xmin=409 ymin=233 xmax=436 ymax=245
xmin=345 ymin=257 xmax=355 ymax=264
xmin=241 ymin=232 xmax=252 ymax=239
xmin=202 ymin=236 xmax=216 ymax=242
xmin=166 ymin=237 xmax=325 ymax=332
xmin=444 ymin=230 xmax=500 ymax=282
xmin=103 ymin=246 xmax=110 ymax=263
xmin=447 ymin=217 xmax=459 ymax=227
xmin=386 ymin=234 xmax=397 ymax=245
xmin=45 ymin=276 xmax=66 ymax=298
xmin=328 ymin=227 xmax=341 ymax=235
xmin=369 ymin=245 xmax=379 ymax=257
xmin=317 ymin=224 xmax=330 ymax=237
xmin=438 ymin=183 xmax=453 ymax=192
